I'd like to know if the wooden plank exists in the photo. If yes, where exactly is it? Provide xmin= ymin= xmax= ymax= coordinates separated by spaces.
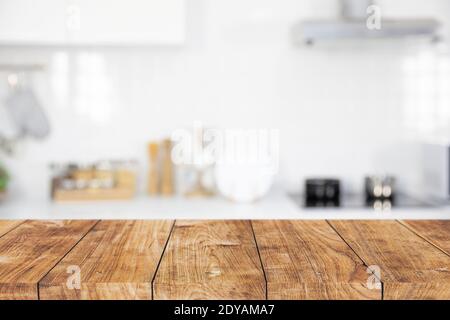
xmin=0 ymin=220 xmax=97 ymax=300
xmin=329 ymin=220 xmax=450 ymax=300
xmin=0 ymin=221 xmax=23 ymax=238
xmin=253 ymin=220 xmax=380 ymax=300
xmin=40 ymin=220 xmax=173 ymax=300
xmin=401 ymin=220 xmax=450 ymax=256
xmin=153 ymin=220 xmax=265 ymax=300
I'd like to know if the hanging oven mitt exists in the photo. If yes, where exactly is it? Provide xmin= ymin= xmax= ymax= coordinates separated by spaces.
xmin=4 ymin=86 xmax=51 ymax=139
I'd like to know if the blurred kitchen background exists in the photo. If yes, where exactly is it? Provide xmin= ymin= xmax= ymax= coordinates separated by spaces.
xmin=1 ymin=0 xmax=450 ymax=218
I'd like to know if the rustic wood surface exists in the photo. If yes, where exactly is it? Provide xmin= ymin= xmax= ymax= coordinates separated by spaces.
xmin=401 ymin=220 xmax=450 ymax=256
xmin=153 ymin=220 xmax=266 ymax=300
xmin=39 ymin=220 xmax=173 ymax=300
xmin=0 ymin=219 xmax=449 ymax=300
xmin=0 ymin=220 xmax=23 ymax=238
xmin=329 ymin=220 xmax=450 ymax=300
xmin=0 ymin=220 xmax=97 ymax=300
xmin=252 ymin=220 xmax=381 ymax=300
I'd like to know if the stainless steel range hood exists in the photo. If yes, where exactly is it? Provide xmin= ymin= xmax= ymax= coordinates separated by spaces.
xmin=294 ymin=0 xmax=441 ymax=45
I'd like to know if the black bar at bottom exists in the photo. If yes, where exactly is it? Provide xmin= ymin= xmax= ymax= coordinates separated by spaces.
xmin=0 ymin=300 xmax=448 ymax=319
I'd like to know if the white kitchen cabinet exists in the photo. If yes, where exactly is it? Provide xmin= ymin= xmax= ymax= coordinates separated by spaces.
xmin=0 ymin=0 xmax=186 ymax=45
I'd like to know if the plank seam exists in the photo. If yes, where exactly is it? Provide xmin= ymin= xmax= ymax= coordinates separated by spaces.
xmin=36 ymin=220 xmax=101 ymax=300
xmin=151 ymin=219 xmax=176 ymax=300
xmin=249 ymin=220 xmax=268 ymax=300
xmin=397 ymin=220 xmax=450 ymax=259
xmin=0 ymin=220 xmax=27 ymax=240
xmin=326 ymin=220 xmax=384 ymax=300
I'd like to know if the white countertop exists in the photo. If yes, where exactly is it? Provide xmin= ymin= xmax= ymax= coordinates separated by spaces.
xmin=1 ymin=192 xmax=450 ymax=220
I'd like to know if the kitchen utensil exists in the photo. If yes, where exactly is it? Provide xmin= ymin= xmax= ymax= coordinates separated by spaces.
xmin=147 ymin=142 xmax=160 ymax=196
xmin=161 ymin=139 xmax=174 ymax=196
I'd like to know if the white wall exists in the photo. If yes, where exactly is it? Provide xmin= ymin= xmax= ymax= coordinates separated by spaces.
xmin=1 ymin=0 xmax=450 ymax=201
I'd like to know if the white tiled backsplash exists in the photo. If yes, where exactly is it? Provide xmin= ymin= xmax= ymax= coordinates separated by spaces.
xmin=1 ymin=0 xmax=450 ymax=201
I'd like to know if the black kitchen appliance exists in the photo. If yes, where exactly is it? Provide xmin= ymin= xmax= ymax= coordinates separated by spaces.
xmin=291 ymin=175 xmax=436 ymax=210
xmin=305 ymin=178 xmax=341 ymax=207
xmin=365 ymin=175 xmax=395 ymax=210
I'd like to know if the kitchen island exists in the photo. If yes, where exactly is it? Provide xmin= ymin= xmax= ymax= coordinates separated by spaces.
xmin=0 ymin=219 xmax=449 ymax=300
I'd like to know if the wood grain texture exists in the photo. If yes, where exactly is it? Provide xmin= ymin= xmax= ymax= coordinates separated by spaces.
xmin=39 ymin=220 xmax=173 ymax=300
xmin=0 ymin=220 xmax=97 ymax=300
xmin=0 ymin=220 xmax=23 ymax=238
xmin=153 ymin=220 xmax=265 ymax=300
xmin=253 ymin=220 xmax=380 ymax=300
xmin=402 ymin=220 xmax=450 ymax=256
xmin=329 ymin=220 xmax=450 ymax=300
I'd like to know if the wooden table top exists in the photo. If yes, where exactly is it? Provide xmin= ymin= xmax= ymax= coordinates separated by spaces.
xmin=0 ymin=220 xmax=449 ymax=300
